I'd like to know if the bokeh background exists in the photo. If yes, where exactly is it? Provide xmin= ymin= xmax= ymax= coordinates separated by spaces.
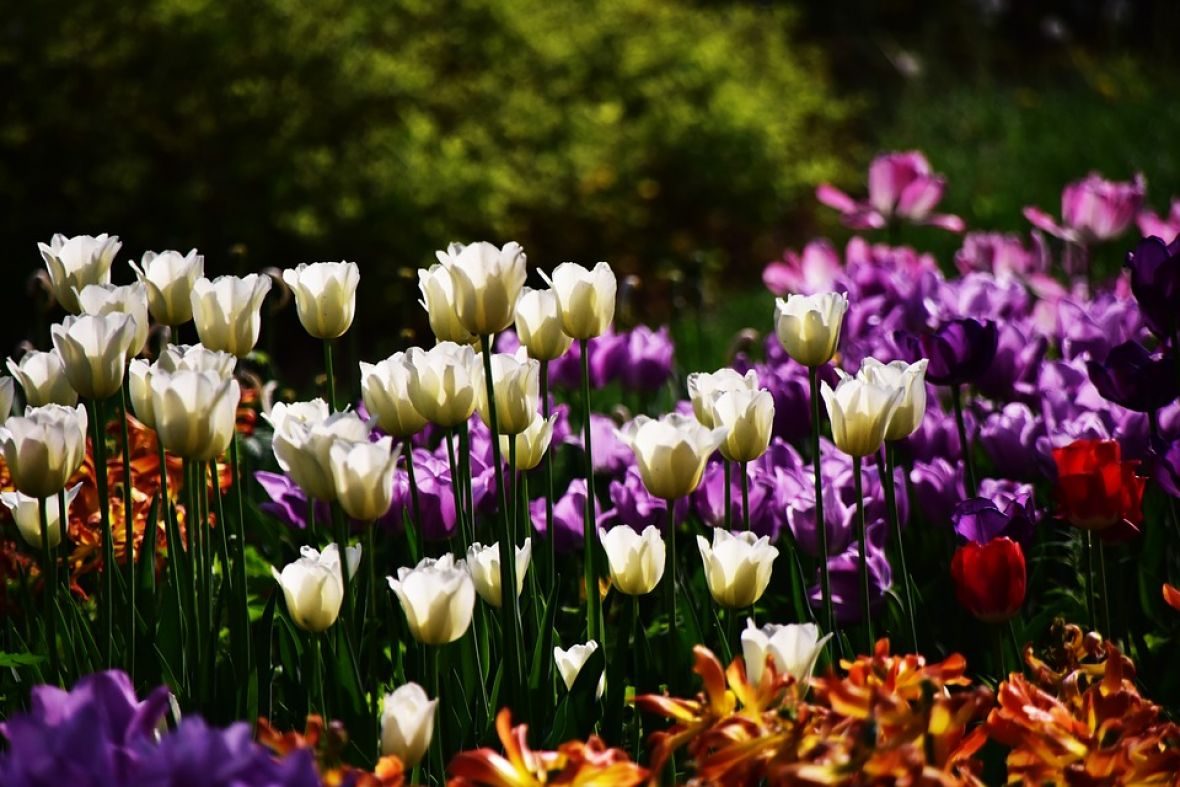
xmin=4 ymin=0 xmax=1179 ymax=378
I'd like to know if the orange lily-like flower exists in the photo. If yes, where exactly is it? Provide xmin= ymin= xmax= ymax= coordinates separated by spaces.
xmin=447 ymin=708 xmax=646 ymax=787
xmin=257 ymin=714 xmax=406 ymax=787
xmin=1164 ymin=583 xmax=1180 ymax=613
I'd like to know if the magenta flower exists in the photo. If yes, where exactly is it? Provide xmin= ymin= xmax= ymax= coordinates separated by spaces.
xmin=816 ymin=151 xmax=964 ymax=232
xmin=1137 ymin=198 xmax=1180 ymax=242
xmin=761 ymin=239 xmax=843 ymax=296
xmin=954 ymin=232 xmax=1046 ymax=279
xmin=1024 ymin=172 xmax=1146 ymax=244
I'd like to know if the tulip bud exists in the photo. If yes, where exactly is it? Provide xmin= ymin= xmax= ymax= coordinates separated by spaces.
xmin=712 ymin=388 xmax=774 ymax=463
xmin=272 ymin=543 xmax=359 ymax=632
xmin=740 ymin=620 xmax=831 ymax=688
xmin=127 ymin=359 xmax=157 ymax=429
xmin=463 ymin=539 xmax=532 ymax=608
xmin=438 ymin=241 xmax=527 ymax=336
xmin=820 ymin=370 xmax=902 ymax=458
xmin=475 ymin=349 xmax=540 ymax=436
xmin=950 ymin=537 xmax=1026 ymax=623
xmin=360 ymin=353 xmax=428 ymax=439
xmin=405 ymin=343 xmax=478 ymax=428
xmin=418 ymin=263 xmax=474 ymax=345
xmin=600 ymin=525 xmax=665 ymax=596
xmin=272 ymin=408 xmax=370 ymax=502
xmin=6 ymin=350 xmax=77 ymax=407
xmin=0 ymin=483 xmax=82 ymax=549
xmin=499 ymin=413 xmax=556 ymax=472
xmin=130 ymin=249 xmax=205 ymax=326
xmin=157 ymin=343 xmax=238 ymax=379
xmin=190 ymin=274 xmax=272 ymax=357
xmin=0 ymin=404 xmax=89 ymax=497
xmin=542 ymin=262 xmax=616 ymax=340
xmin=328 ymin=437 xmax=402 ymax=521
xmin=774 ymin=292 xmax=848 ymax=367
xmin=0 ymin=377 xmax=13 ymax=422
xmin=514 ymin=287 xmax=573 ymax=361
xmin=51 ymin=314 xmax=137 ymax=400
xmin=380 ymin=683 xmax=437 ymax=767
xmin=38 ymin=233 xmax=121 ymax=314
xmin=858 ymin=358 xmax=929 ymax=441
xmin=282 ymin=261 xmax=360 ymax=340
xmin=554 ymin=641 xmax=603 ymax=697
xmin=696 ymin=528 xmax=778 ymax=608
xmin=388 ymin=553 xmax=476 ymax=645
xmin=618 ymin=413 xmax=727 ymax=500
xmin=150 ymin=369 xmax=241 ymax=461
xmin=75 ymin=282 xmax=150 ymax=360
xmin=686 ymin=368 xmax=759 ymax=428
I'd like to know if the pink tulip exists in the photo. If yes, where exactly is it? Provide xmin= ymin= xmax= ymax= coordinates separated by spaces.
xmin=1024 ymin=172 xmax=1145 ymax=244
xmin=1137 ymin=198 xmax=1180 ymax=243
xmin=816 ymin=151 xmax=965 ymax=232
xmin=761 ymin=239 xmax=842 ymax=296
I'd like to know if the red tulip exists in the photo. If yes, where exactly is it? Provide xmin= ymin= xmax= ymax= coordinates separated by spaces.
xmin=1051 ymin=438 xmax=1145 ymax=531
xmin=950 ymin=537 xmax=1026 ymax=623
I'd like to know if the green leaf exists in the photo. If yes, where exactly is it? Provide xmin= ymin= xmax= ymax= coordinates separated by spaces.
xmin=0 ymin=651 xmax=47 ymax=668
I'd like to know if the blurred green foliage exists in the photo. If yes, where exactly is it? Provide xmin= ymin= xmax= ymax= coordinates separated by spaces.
xmin=0 ymin=0 xmax=849 ymax=350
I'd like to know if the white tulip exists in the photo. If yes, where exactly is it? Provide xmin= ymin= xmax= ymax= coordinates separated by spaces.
xmin=617 ymin=413 xmax=727 ymax=501
xmin=712 ymin=388 xmax=775 ymax=463
xmin=0 ymin=483 xmax=82 ymax=549
xmin=130 ymin=249 xmax=205 ymax=326
xmin=741 ymin=620 xmax=832 ymax=688
xmin=272 ymin=544 xmax=357 ymax=632
xmin=858 ymin=358 xmax=929 ymax=442
xmin=282 ymin=261 xmax=360 ymax=340
xmin=360 ymin=353 xmax=427 ymax=439
xmin=75 ymin=282 xmax=150 ymax=359
xmin=0 ymin=376 xmax=13 ymax=422
xmin=405 ymin=343 xmax=478 ymax=428
xmin=463 ymin=539 xmax=531 ymax=608
xmin=438 ymin=241 xmax=528 ymax=336
xmin=264 ymin=398 xmax=330 ymax=434
xmin=514 ymin=287 xmax=572 ymax=361
xmin=380 ymin=683 xmax=437 ymax=767
xmin=388 ymin=553 xmax=476 ymax=645
xmin=190 ymin=274 xmax=272 ymax=357
xmin=499 ymin=413 xmax=556 ymax=472
xmin=149 ymin=369 xmax=240 ymax=461
xmin=271 ymin=409 xmax=370 ymax=502
xmin=820 ymin=370 xmax=902 ymax=458
xmin=774 ymin=292 xmax=849 ymax=367
xmin=328 ymin=437 xmax=402 ymax=521
xmin=156 ymin=343 xmax=238 ymax=379
xmin=542 ymin=262 xmax=616 ymax=340
xmin=51 ymin=314 xmax=137 ymax=400
xmin=418 ymin=263 xmax=474 ymax=345
xmin=0 ymin=404 xmax=89 ymax=497
xmin=6 ymin=351 xmax=77 ymax=407
xmin=554 ymin=641 xmax=604 ymax=697
xmin=127 ymin=359 xmax=157 ymax=429
xmin=600 ymin=525 xmax=665 ymax=596
xmin=474 ymin=348 xmax=540 ymax=436
xmin=696 ymin=529 xmax=778 ymax=609
xmin=686 ymin=368 xmax=759 ymax=428
xmin=38 ymin=233 xmax=121 ymax=313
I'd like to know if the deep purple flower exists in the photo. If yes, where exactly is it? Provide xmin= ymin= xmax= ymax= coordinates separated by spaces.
xmin=135 ymin=718 xmax=320 ymax=787
xmin=619 ymin=325 xmax=675 ymax=392
xmin=909 ymin=458 xmax=965 ymax=525
xmin=809 ymin=520 xmax=893 ymax=625
xmin=254 ymin=471 xmax=331 ymax=531
xmin=691 ymin=460 xmax=780 ymax=540
xmin=895 ymin=318 xmax=998 ymax=386
xmin=548 ymin=330 xmax=628 ymax=389
xmin=381 ymin=448 xmax=458 ymax=541
xmin=979 ymin=403 xmax=1048 ymax=480
xmin=1087 ymin=340 xmax=1177 ymax=413
xmin=976 ymin=321 xmax=1046 ymax=401
xmin=816 ymin=151 xmax=964 ymax=232
xmin=1149 ymin=438 xmax=1180 ymax=499
xmin=754 ymin=359 xmax=814 ymax=443
xmin=607 ymin=465 xmax=687 ymax=533
xmin=1126 ymin=234 xmax=1180 ymax=338
xmin=951 ymin=479 xmax=1036 ymax=547
xmin=1024 ymin=172 xmax=1146 ymax=244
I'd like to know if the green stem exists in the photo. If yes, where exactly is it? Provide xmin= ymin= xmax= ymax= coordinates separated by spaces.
xmin=723 ymin=459 xmax=732 ymax=531
xmin=57 ymin=489 xmax=69 ymax=597
xmin=120 ymin=381 xmax=136 ymax=681
xmin=950 ymin=384 xmax=977 ymax=497
xmin=333 ymin=505 xmax=356 ymax=640
xmin=579 ymin=338 xmax=601 ymax=642
xmin=1084 ymin=530 xmax=1097 ymax=632
xmin=323 ymin=339 xmax=337 ymax=412
xmin=404 ymin=444 xmax=424 ymax=547
xmin=428 ymin=645 xmax=444 ymax=784
xmin=541 ymin=360 xmax=556 ymax=591
xmin=159 ymin=442 xmax=190 ymax=697
xmin=852 ymin=454 xmax=874 ymax=653
xmin=481 ymin=334 xmax=524 ymax=700
xmin=1006 ymin=619 xmax=1023 ymax=673
xmin=993 ymin=624 xmax=1006 ymax=679
xmin=90 ymin=397 xmax=115 ymax=667
xmin=38 ymin=497 xmax=60 ymax=684
xmin=445 ymin=430 xmax=466 ymax=550
xmin=630 ymin=595 xmax=641 ymax=759
xmin=459 ymin=421 xmax=474 ymax=543
xmin=665 ymin=501 xmax=677 ymax=672
xmin=808 ymin=367 xmax=834 ymax=642
xmin=883 ymin=444 xmax=917 ymax=653
xmin=740 ymin=461 xmax=750 ymax=532
xmin=230 ymin=433 xmax=251 ymax=686
xmin=1095 ymin=535 xmax=1111 ymax=636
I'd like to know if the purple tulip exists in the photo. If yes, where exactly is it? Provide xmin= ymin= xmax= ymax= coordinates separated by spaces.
xmin=607 ymin=465 xmax=686 ymax=533
xmin=620 ymin=325 xmax=675 ymax=392
xmin=1137 ymin=199 xmax=1180 ymax=243
xmin=254 ymin=471 xmax=331 ymax=531
xmin=816 ymin=151 xmax=964 ymax=232
xmin=381 ymin=448 xmax=458 ymax=541
xmin=1087 ymin=340 xmax=1178 ymax=413
xmin=1024 ymin=172 xmax=1146 ymax=244
xmin=549 ymin=330 xmax=628 ymax=389
xmin=809 ymin=520 xmax=893 ymax=625
xmin=941 ymin=272 xmax=1032 ymax=323
xmin=899 ymin=401 xmax=963 ymax=465
xmin=136 ymin=718 xmax=320 ymax=787
xmin=895 ymin=318 xmax=998 ymax=387
xmin=530 ymin=478 xmax=609 ymax=552
xmin=979 ymin=403 xmax=1048 ymax=480
xmin=975 ymin=321 xmax=1046 ymax=401
xmin=951 ymin=479 xmax=1036 ymax=546
xmin=754 ymin=359 xmax=814 ymax=443
xmin=563 ymin=412 xmax=632 ymax=477
xmin=1126 ymin=235 xmax=1180 ymax=338
xmin=909 ymin=458 xmax=965 ymax=525
xmin=1149 ymin=438 xmax=1180 ymax=499
xmin=691 ymin=460 xmax=781 ymax=540
xmin=1056 ymin=294 xmax=1144 ymax=362
xmin=785 ymin=468 xmax=855 ymax=558
xmin=954 ymin=232 xmax=1045 ymax=279
xmin=762 ymin=239 xmax=843 ymax=297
